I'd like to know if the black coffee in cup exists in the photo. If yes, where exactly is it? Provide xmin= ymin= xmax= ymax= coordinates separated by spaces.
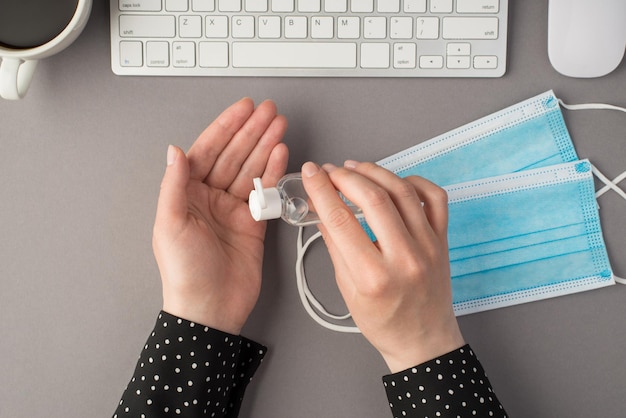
xmin=0 ymin=0 xmax=80 ymax=49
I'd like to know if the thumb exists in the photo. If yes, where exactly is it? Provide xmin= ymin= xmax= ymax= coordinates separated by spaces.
xmin=156 ymin=145 xmax=190 ymax=227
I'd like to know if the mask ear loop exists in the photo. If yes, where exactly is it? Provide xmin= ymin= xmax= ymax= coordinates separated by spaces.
xmin=296 ymin=226 xmax=360 ymax=333
xmin=592 ymin=165 xmax=626 ymax=202
xmin=558 ymin=97 xmax=626 ymax=285
xmin=590 ymin=165 xmax=626 ymax=285
xmin=558 ymin=99 xmax=626 ymax=114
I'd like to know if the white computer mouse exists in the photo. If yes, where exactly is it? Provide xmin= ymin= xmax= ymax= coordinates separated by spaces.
xmin=548 ymin=0 xmax=626 ymax=78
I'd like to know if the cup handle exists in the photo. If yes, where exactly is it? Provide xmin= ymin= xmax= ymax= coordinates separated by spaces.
xmin=0 ymin=58 xmax=39 ymax=100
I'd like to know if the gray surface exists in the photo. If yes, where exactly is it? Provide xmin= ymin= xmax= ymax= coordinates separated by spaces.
xmin=1 ymin=1 xmax=625 ymax=417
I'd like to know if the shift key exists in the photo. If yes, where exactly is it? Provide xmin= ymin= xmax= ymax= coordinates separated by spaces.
xmin=119 ymin=15 xmax=176 ymax=37
xmin=442 ymin=17 xmax=498 ymax=39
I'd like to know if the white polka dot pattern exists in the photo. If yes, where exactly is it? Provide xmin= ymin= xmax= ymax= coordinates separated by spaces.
xmin=382 ymin=345 xmax=508 ymax=418
xmin=113 ymin=311 xmax=266 ymax=417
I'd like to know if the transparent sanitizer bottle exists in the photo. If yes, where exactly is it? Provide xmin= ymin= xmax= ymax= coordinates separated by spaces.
xmin=248 ymin=174 xmax=363 ymax=226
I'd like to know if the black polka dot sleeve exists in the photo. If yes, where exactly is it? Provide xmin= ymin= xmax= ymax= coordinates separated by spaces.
xmin=382 ymin=345 xmax=508 ymax=418
xmin=113 ymin=311 xmax=266 ymax=418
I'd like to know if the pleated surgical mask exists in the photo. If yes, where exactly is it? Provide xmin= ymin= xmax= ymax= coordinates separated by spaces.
xmin=377 ymin=90 xmax=578 ymax=186
xmin=359 ymin=90 xmax=577 ymax=241
xmin=291 ymin=91 xmax=625 ymax=333
xmin=446 ymin=160 xmax=613 ymax=315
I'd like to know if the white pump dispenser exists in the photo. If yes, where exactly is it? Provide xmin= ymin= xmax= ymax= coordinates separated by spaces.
xmin=248 ymin=174 xmax=362 ymax=226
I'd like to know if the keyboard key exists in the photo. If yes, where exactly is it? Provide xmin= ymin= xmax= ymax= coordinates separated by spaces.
xmin=457 ymin=0 xmax=499 ymax=13
xmin=146 ymin=41 xmax=170 ymax=66
xmin=337 ymin=16 xmax=360 ymax=39
xmin=245 ymin=0 xmax=268 ymax=11
xmin=430 ymin=0 xmax=452 ymax=13
xmin=219 ymin=0 xmax=241 ymax=11
xmin=474 ymin=55 xmax=498 ymax=68
xmin=447 ymin=42 xmax=470 ymax=55
xmin=393 ymin=43 xmax=416 ymax=68
xmin=199 ymin=42 xmax=229 ymax=67
xmin=298 ymin=0 xmax=320 ymax=12
xmin=179 ymin=15 xmax=202 ymax=37
xmin=192 ymin=0 xmax=215 ymax=11
xmin=285 ymin=16 xmax=307 ymax=38
xmin=173 ymin=41 xmax=195 ymax=66
xmin=404 ymin=0 xmax=426 ymax=13
xmin=120 ymin=41 xmax=143 ymax=66
xmin=206 ymin=16 xmax=229 ymax=37
xmin=325 ymin=0 xmax=347 ymax=12
xmin=447 ymin=55 xmax=470 ymax=68
xmin=232 ymin=42 xmax=357 ymax=67
xmin=361 ymin=43 xmax=389 ymax=68
xmin=442 ymin=17 xmax=498 ymax=39
xmin=119 ymin=0 xmax=162 ymax=11
xmin=258 ymin=16 xmax=281 ymax=38
xmin=351 ymin=0 xmax=373 ymax=13
xmin=272 ymin=0 xmax=294 ymax=12
xmin=119 ymin=15 xmax=176 ymax=38
xmin=232 ymin=16 xmax=255 ymax=38
xmin=311 ymin=17 xmax=334 ymax=39
xmin=419 ymin=55 xmax=443 ymax=68
xmin=416 ymin=17 xmax=439 ymax=39
xmin=364 ymin=17 xmax=386 ymax=39
xmin=390 ymin=17 xmax=413 ymax=39
xmin=166 ymin=0 xmax=189 ymax=11
xmin=377 ymin=0 xmax=399 ymax=13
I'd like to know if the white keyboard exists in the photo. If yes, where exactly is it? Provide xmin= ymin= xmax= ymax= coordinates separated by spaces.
xmin=110 ymin=0 xmax=508 ymax=77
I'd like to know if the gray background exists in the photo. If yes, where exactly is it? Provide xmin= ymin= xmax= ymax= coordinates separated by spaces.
xmin=1 ymin=1 xmax=625 ymax=417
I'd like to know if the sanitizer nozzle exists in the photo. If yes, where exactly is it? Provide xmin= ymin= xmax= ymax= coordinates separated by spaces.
xmin=248 ymin=178 xmax=283 ymax=221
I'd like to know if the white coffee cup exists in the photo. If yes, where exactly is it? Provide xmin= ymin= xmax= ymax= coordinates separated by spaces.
xmin=0 ymin=0 xmax=92 ymax=100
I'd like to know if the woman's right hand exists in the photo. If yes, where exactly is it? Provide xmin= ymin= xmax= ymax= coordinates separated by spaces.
xmin=301 ymin=160 xmax=465 ymax=373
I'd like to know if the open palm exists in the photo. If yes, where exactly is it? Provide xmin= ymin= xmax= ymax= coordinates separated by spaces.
xmin=153 ymin=99 xmax=288 ymax=334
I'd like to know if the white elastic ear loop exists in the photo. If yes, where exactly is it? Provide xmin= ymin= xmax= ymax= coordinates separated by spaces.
xmin=558 ymin=98 xmax=626 ymax=201
xmin=296 ymin=227 xmax=360 ymax=333
xmin=558 ymin=97 xmax=626 ymax=285
xmin=591 ymin=165 xmax=626 ymax=285
xmin=592 ymin=165 xmax=626 ymax=201
xmin=558 ymin=99 xmax=626 ymax=114
xmin=615 ymin=276 xmax=626 ymax=285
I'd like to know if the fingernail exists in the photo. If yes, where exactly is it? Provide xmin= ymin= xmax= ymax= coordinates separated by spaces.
xmin=167 ymin=145 xmax=177 ymax=166
xmin=344 ymin=160 xmax=359 ymax=169
xmin=302 ymin=161 xmax=320 ymax=178
xmin=322 ymin=163 xmax=337 ymax=173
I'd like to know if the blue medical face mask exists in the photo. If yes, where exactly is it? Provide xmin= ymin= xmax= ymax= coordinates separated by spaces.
xmin=377 ymin=90 xmax=578 ymax=186
xmin=294 ymin=91 xmax=622 ymax=333
xmin=358 ymin=90 xmax=578 ymax=241
xmin=446 ymin=160 xmax=613 ymax=315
